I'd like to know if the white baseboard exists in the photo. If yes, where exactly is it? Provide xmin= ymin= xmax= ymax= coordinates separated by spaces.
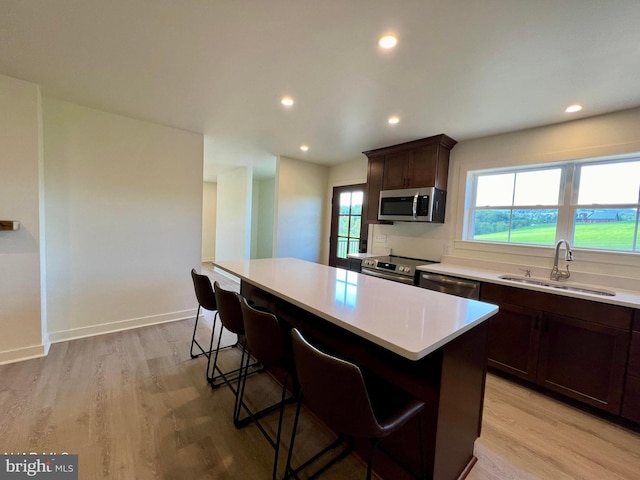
xmin=201 ymin=256 xmax=215 ymax=263
xmin=0 ymin=343 xmax=49 ymax=366
xmin=48 ymin=308 xmax=198 ymax=344
xmin=0 ymin=310 xmax=197 ymax=366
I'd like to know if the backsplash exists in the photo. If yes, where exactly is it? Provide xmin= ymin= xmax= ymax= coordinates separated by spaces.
xmin=369 ymin=223 xmax=449 ymax=261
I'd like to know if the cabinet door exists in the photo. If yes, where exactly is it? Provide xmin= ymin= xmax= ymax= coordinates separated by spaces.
xmin=365 ymin=155 xmax=385 ymax=222
xmin=537 ymin=313 xmax=630 ymax=414
xmin=382 ymin=151 xmax=409 ymax=189
xmin=406 ymin=144 xmax=439 ymax=188
xmin=486 ymin=303 xmax=541 ymax=382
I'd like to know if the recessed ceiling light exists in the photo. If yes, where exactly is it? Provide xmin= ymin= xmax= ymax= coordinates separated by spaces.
xmin=378 ymin=35 xmax=397 ymax=49
xmin=281 ymin=96 xmax=294 ymax=107
xmin=300 ymin=145 xmax=309 ymax=152
xmin=565 ymin=104 xmax=583 ymax=113
xmin=388 ymin=116 xmax=400 ymax=124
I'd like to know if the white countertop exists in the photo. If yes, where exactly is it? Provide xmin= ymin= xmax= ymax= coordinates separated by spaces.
xmin=214 ymin=258 xmax=498 ymax=361
xmin=416 ymin=261 xmax=640 ymax=308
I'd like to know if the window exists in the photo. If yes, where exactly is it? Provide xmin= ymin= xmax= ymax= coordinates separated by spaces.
xmin=466 ymin=157 xmax=640 ymax=252
xmin=336 ymin=190 xmax=363 ymax=258
xmin=329 ymin=185 xmax=366 ymax=269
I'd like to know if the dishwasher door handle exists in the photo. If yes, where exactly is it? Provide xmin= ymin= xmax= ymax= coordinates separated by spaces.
xmin=419 ymin=273 xmax=480 ymax=299
xmin=421 ymin=274 xmax=477 ymax=289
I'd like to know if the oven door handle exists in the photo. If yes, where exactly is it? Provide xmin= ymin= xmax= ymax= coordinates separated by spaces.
xmin=360 ymin=268 xmax=414 ymax=285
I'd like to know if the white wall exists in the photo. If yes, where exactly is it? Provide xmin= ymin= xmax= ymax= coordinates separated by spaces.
xmin=43 ymin=98 xmax=204 ymax=341
xmin=253 ymin=178 xmax=275 ymax=259
xmin=275 ymin=157 xmax=328 ymax=262
xmin=202 ymin=181 xmax=217 ymax=262
xmin=446 ymin=107 xmax=640 ymax=278
xmin=367 ymin=107 xmax=640 ymax=278
xmin=0 ymin=75 xmax=47 ymax=364
xmin=215 ymin=167 xmax=253 ymax=261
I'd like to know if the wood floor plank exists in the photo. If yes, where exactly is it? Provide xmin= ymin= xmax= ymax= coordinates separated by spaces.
xmin=0 ymin=264 xmax=638 ymax=479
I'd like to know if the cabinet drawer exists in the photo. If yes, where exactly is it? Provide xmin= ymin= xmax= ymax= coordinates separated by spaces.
xmin=481 ymin=283 xmax=633 ymax=330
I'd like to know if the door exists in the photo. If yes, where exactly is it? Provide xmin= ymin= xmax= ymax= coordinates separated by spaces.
xmin=536 ymin=313 xmax=630 ymax=414
xmin=329 ymin=185 xmax=367 ymax=268
xmin=485 ymin=302 xmax=541 ymax=382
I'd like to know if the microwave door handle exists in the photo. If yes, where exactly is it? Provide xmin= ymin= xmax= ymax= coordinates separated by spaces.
xmin=412 ymin=193 xmax=418 ymax=218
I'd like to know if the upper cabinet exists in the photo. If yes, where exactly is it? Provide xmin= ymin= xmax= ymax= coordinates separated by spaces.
xmin=362 ymin=134 xmax=457 ymax=222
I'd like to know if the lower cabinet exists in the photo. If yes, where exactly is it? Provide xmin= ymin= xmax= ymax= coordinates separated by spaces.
xmin=537 ymin=313 xmax=629 ymax=413
xmin=481 ymin=283 xmax=632 ymax=415
xmin=487 ymin=303 xmax=540 ymax=382
xmin=622 ymin=314 xmax=640 ymax=422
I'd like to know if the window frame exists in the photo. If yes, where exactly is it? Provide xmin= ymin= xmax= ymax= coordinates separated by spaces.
xmin=465 ymin=156 xmax=640 ymax=253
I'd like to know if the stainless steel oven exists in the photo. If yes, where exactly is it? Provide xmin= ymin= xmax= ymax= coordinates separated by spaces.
xmin=360 ymin=256 xmax=437 ymax=285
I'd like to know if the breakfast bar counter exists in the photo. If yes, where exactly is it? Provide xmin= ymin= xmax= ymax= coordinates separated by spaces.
xmin=214 ymin=257 xmax=499 ymax=480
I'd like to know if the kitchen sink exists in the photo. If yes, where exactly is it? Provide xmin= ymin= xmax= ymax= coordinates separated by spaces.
xmin=498 ymin=275 xmax=616 ymax=296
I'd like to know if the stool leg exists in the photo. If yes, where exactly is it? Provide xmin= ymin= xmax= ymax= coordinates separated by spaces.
xmin=366 ymin=439 xmax=381 ymax=480
xmin=204 ymin=312 xmax=219 ymax=382
xmin=208 ymin=321 xmax=226 ymax=388
xmin=272 ymin=373 xmax=289 ymax=480
xmin=233 ymin=344 xmax=251 ymax=427
xmin=189 ymin=305 xmax=202 ymax=358
xmin=284 ymin=394 xmax=304 ymax=480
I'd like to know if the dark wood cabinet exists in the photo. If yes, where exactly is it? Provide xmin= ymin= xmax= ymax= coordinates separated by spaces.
xmin=364 ymin=154 xmax=386 ymax=223
xmin=622 ymin=312 xmax=640 ymax=422
xmin=481 ymin=283 xmax=632 ymax=415
xmin=363 ymin=134 xmax=456 ymax=222
xmin=537 ymin=312 xmax=629 ymax=413
xmin=486 ymin=302 xmax=541 ymax=382
xmin=382 ymin=143 xmax=442 ymax=190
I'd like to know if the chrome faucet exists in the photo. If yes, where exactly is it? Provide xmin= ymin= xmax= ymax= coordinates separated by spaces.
xmin=550 ymin=239 xmax=573 ymax=281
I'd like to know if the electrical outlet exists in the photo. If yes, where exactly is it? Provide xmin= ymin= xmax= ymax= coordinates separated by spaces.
xmin=374 ymin=234 xmax=387 ymax=243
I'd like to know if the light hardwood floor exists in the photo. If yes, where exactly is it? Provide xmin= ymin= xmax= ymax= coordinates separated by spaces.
xmin=0 ymin=266 xmax=638 ymax=479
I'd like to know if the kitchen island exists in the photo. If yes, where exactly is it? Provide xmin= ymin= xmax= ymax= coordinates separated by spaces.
xmin=214 ymin=257 xmax=498 ymax=480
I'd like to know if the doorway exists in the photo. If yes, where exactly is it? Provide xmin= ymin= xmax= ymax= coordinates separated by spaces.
xmin=328 ymin=184 xmax=368 ymax=268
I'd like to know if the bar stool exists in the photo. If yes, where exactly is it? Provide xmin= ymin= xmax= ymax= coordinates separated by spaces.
xmin=190 ymin=268 xmax=230 ymax=382
xmin=236 ymin=298 xmax=297 ymax=479
xmin=286 ymin=328 xmax=426 ymax=480
xmin=210 ymin=282 xmax=262 ymax=389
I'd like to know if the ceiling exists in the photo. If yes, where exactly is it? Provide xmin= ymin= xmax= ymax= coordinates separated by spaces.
xmin=2 ymin=0 xmax=640 ymax=181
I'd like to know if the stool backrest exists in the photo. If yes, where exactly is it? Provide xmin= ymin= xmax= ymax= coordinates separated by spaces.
xmin=290 ymin=328 xmax=381 ymax=438
xmin=240 ymin=298 xmax=287 ymax=369
xmin=213 ymin=281 xmax=244 ymax=335
xmin=191 ymin=269 xmax=217 ymax=311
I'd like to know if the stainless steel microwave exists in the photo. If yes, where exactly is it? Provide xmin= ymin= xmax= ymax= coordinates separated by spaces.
xmin=378 ymin=187 xmax=446 ymax=223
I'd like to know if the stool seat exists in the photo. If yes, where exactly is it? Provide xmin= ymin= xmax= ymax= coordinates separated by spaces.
xmin=286 ymin=328 xmax=426 ymax=480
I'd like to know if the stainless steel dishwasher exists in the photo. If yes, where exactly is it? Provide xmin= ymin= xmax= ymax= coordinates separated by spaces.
xmin=418 ymin=272 xmax=481 ymax=299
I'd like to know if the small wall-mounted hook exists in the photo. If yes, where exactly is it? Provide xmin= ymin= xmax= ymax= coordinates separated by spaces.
xmin=0 ymin=220 xmax=20 ymax=231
